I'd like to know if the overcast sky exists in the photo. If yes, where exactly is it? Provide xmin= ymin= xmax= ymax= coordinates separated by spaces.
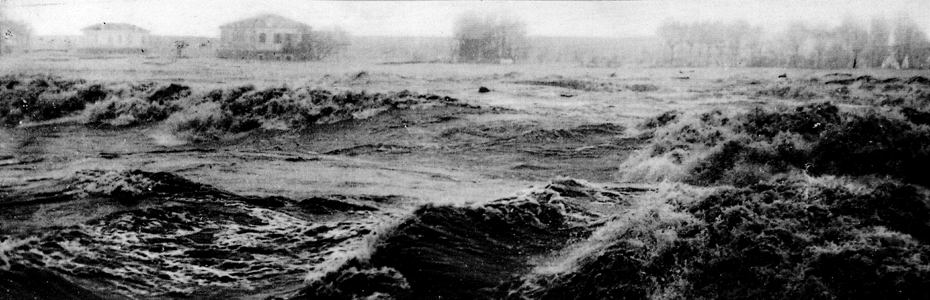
xmin=5 ymin=0 xmax=930 ymax=37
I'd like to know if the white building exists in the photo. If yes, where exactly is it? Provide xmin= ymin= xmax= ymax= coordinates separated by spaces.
xmin=80 ymin=23 xmax=150 ymax=49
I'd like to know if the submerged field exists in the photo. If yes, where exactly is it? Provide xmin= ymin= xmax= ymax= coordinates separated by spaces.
xmin=2 ymin=55 xmax=930 ymax=299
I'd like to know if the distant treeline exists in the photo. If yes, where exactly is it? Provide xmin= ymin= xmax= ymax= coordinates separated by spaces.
xmin=657 ymin=16 xmax=930 ymax=69
xmin=344 ymin=36 xmax=662 ymax=66
xmin=448 ymin=13 xmax=661 ymax=66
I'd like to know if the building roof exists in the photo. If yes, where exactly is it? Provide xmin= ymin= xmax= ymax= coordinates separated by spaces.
xmin=220 ymin=14 xmax=311 ymax=30
xmin=81 ymin=22 xmax=149 ymax=32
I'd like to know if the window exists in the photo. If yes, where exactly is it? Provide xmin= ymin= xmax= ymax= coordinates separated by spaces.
xmin=274 ymin=33 xmax=282 ymax=44
xmin=258 ymin=33 xmax=266 ymax=43
xmin=285 ymin=34 xmax=293 ymax=44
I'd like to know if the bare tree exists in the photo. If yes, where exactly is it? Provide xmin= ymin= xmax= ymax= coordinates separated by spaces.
xmin=864 ymin=18 xmax=891 ymax=67
xmin=452 ymin=12 xmax=529 ymax=63
xmin=780 ymin=22 xmax=810 ymax=67
xmin=835 ymin=18 xmax=869 ymax=68
xmin=174 ymin=40 xmax=189 ymax=59
xmin=285 ymin=26 xmax=350 ymax=61
xmin=0 ymin=6 xmax=32 ymax=58
xmin=892 ymin=15 xmax=930 ymax=68
xmin=654 ymin=16 xmax=927 ymax=69
xmin=658 ymin=20 xmax=764 ymax=67
xmin=657 ymin=20 xmax=684 ymax=65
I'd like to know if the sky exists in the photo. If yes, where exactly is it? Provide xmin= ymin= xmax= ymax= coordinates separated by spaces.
xmin=3 ymin=0 xmax=930 ymax=38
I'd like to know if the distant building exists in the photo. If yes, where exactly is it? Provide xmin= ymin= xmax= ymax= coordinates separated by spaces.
xmin=80 ymin=22 xmax=150 ymax=51
xmin=217 ymin=14 xmax=311 ymax=60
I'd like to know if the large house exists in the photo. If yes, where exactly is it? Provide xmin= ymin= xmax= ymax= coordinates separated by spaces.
xmin=80 ymin=22 xmax=150 ymax=51
xmin=217 ymin=14 xmax=311 ymax=60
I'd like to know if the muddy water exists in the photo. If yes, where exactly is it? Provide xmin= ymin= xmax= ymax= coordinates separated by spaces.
xmin=295 ymin=179 xmax=648 ymax=300
xmin=2 ymin=165 xmax=647 ymax=300
xmin=1 ymin=99 xmax=643 ymax=299
xmin=2 ymin=169 xmax=399 ymax=299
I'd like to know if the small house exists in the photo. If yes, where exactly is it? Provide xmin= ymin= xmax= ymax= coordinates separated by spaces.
xmin=217 ymin=14 xmax=311 ymax=60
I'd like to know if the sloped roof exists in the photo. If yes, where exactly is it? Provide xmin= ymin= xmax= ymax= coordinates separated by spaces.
xmin=81 ymin=22 xmax=149 ymax=32
xmin=220 ymin=14 xmax=311 ymax=30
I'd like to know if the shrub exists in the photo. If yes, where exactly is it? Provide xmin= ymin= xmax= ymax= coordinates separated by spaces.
xmin=739 ymin=102 xmax=841 ymax=139
xmin=77 ymin=84 xmax=108 ymax=103
xmin=619 ymin=108 xmax=739 ymax=183
xmin=164 ymin=86 xmax=463 ymax=139
xmin=85 ymin=96 xmax=180 ymax=126
xmin=686 ymin=139 xmax=782 ymax=186
xmin=755 ymin=84 xmax=819 ymax=100
xmin=638 ymin=110 xmax=680 ymax=130
xmin=623 ymin=102 xmax=930 ymax=188
xmin=0 ymin=74 xmax=98 ymax=126
xmin=147 ymin=83 xmax=190 ymax=103
xmin=627 ymin=84 xmax=660 ymax=92
xmin=517 ymin=78 xmax=618 ymax=92
xmin=29 ymin=91 xmax=85 ymax=121
xmin=900 ymin=107 xmax=930 ymax=126
xmin=506 ymin=176 xmax=930 ymax=300
xmin=675 ymin=178 xmax=930 ymax=299
xmin=809 ymin=112 xmax=930 ymax=186
xmin=164 ymin=101 xmax=236 ymax=137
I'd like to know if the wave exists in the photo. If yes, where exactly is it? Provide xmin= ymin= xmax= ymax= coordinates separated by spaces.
xmin=295 ymin=178 xmax=645 ymax=300
xmin=2 ymin=169 xmax=395 ymax=299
